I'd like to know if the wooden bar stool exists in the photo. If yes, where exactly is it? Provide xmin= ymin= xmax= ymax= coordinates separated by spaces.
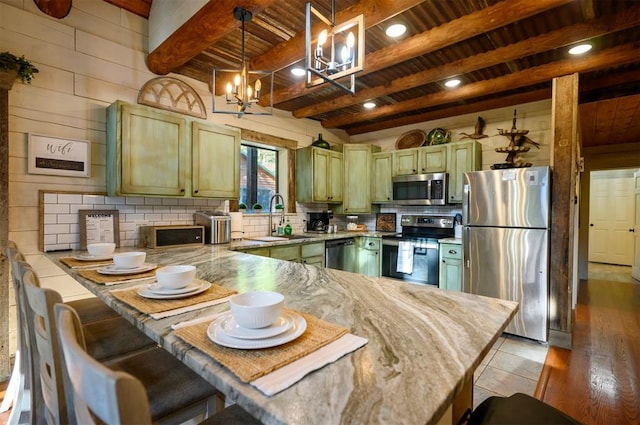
xmin=56 ymin=303 xmax=262 ymax=425
xmin=20 ymin=260 xmax=219 ymax=425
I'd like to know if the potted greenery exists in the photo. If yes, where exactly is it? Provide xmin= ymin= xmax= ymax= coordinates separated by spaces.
xmin=252 ymin=203 xmax=263 ymax=212
xmin=275 ymin=203 xmax=284 ymax=210
xmin=0 ymin=51 xmax=39 ymax=90
xmin=238 ymin=203 xmax=247 ymax=213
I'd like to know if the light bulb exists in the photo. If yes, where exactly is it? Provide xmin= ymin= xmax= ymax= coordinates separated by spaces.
xmin=346 ymin=32 xmax=355 ymax=48
xmin=254 ymin=79 xmax=261 ymax=99
xmin=247 ymin=85 xmax=252 ymax=100
xmin=225 ymin=82 xmax=232 ymax=101
xmin=318 ymin=29 xmax=328 ymax=46
xmin=341 ymin=45 xmax=349 ymax=63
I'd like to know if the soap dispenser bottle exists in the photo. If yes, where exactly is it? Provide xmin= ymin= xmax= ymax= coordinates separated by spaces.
xmin=284 ymin=218 xmax=293 ymax=236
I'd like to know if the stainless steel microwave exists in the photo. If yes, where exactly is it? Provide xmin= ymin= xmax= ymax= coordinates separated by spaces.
xmin=392 ymin=172 xmax=448 ymax=205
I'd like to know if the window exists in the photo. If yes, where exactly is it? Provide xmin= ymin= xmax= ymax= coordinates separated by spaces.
xmin=240 ymin=144 xmax=278 ymax=209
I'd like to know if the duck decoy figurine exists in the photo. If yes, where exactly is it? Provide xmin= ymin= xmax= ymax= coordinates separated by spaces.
xmin=460 ymin=116 xmax=489 ymax=140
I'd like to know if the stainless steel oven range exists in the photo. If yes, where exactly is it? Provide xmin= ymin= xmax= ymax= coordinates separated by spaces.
xmin=381 ymin=215 xmax=455 ymax=286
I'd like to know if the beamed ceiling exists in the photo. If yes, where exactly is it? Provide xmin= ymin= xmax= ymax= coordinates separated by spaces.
xmin=107 ymin=0 xmax=640 ymax=149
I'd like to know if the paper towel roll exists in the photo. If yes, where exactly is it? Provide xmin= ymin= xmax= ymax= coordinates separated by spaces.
xmin=230 ymin=212 xmax=244 ymax=239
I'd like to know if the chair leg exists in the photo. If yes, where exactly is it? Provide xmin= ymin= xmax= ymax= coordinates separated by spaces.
xmin=0 ymin=351 xmax=21 ymax=412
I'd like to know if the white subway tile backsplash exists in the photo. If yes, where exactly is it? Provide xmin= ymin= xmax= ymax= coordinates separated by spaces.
xmin=57 ymin=214 xmax=78 ymax=224
xmin=58 ymin=233 xmax=78 ymax=244
xmin=70 ymin=204 xmax=91 ymax=214
xmin=162 ymin=213 xmax=179 ymax=221
xmin=161 ymin=198 xmax=179 ymax=206
xmin=125 ymin=197 xmax=145 ymax=205
xmin=144 ymin=197 xmax=163 ymax=205
xmin=45 ymin=204 xmax=71 ymax=214
xmin=135 ymin=205 xmax=154 ymax=213
xmin=125 ymin=213 xmax=145 ymax=222
xmin=44 ymin=214 xmax=57 ymax=224
xmin=58 ymin=194 xmax=83 ymax=204
xmin=45 ymin=224 xmax=70 ymax=234
xmin=83 ymin=195 xmax=105 ymax=204
xmin=144 ymin=213 xmax=162 ymax=221
xmin=178 ymin=198 xmax=195 ymax=206
xmin=44 ymin=193 xmax=58 ymax=203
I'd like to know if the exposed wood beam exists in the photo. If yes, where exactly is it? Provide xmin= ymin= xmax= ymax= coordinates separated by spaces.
xmin=346 ymin=89 xmax=552 ymax=135
xmin=103 ymin=0 xmax=151 ymax=18
xmin=261 ymin=0 xmax=574 ymax=106
xmin=250 ymin=0 xmax=427 ymax=73
xmin=293 ymin=6 xmax=640 ymax=119
xmin=323 ymin=42 xmax=640 ymax=128
xmin=147 ymin=0 xmax=277 ymax=75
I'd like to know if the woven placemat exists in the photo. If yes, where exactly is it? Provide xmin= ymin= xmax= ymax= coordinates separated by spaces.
xmin=174 ymin=309 xmax=348 ymax=382
xmin=111 ymin=281 xmax=237 ymax=314
xmin=61 ymin=257 xmax=113 ymax=268
xmin=78 ymin=267 xmax=159 ymax=285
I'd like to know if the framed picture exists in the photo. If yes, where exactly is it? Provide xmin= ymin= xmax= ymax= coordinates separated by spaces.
xmin=79 ymin=210 xmax=120 ymax=250
xmin=28 ymin=133 xmax=91 ymax=178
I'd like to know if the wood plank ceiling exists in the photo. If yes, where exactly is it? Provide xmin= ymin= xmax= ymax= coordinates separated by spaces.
xmin=111 ymin=0 xmax=640 ymax=149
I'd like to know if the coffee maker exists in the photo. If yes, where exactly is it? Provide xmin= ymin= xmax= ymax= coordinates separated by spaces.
xmin=307 ymin=210 xmax=333 ymax=233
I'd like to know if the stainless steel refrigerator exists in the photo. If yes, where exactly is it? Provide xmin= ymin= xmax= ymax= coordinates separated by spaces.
xmin=462 ymin=166 xmax=550 ymax=342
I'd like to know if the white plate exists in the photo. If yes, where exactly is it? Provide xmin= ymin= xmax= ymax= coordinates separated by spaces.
xmin=137 ymin=281 xmax=211 ymax=299
xmin=147 ymin=281 xmax=203 ymax=295
xmin=207 ymin=312 xmax=306 ymax=349
xmin=97 ymin=263 xmax=157 ymax=275
xmin=218 ymin=313 xmax=293 ymax=340
xmin=73 ymin=254 xmax=113 ymax=261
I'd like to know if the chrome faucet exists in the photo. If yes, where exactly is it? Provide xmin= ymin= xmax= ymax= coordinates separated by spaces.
xmin=268 ymin=193 xmax=285 ymax=236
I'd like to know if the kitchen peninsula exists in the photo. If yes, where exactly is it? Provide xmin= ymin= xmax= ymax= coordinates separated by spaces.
xmin=47 ymin=244 xmax=517 ymax=425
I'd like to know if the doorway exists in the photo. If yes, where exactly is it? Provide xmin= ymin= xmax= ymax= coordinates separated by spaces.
xmin=587 ymin=168 xmax=638 ymax=281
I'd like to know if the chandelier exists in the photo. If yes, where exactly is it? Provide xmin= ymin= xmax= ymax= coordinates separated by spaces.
xmin=212 ymin=7 xmax=273 ymax=117
xmin=305 ymin=1 xmax=364 ymax=94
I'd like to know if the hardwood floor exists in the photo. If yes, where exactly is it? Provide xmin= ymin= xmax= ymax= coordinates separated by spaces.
xmin=535 ymin=271 xmax=640 ymax=424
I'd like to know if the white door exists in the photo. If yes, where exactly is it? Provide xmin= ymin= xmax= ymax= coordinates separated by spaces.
xmin=588 ymin=170 xmax=635 ymax=265
xmin=633 ymin=171 xmax=640 ymax=280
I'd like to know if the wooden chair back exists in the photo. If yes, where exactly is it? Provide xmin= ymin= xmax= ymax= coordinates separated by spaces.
xmin=21 ymin=261 xmax=70 ymax=425
xmin=55 ymin=304 xmax=153 ymax=425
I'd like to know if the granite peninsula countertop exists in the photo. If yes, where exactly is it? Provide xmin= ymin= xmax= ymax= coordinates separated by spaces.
xmin=47 ymin=244 xmax=517 ymax=425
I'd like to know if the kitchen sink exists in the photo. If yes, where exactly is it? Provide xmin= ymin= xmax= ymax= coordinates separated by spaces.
xmin=248 ymin=235 xmax=313 ymax=242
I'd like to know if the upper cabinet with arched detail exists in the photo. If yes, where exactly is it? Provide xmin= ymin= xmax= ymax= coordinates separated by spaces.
xmin=106 ymin=100 xmax=240 ymax=199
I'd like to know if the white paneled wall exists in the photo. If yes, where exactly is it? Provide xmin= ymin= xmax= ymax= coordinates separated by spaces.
xmin=1 ymin=0 xmax=347 ymax=256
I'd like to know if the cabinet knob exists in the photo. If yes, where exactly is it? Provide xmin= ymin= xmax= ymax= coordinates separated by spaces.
xmin=449 ymin=249 xmax=457 ymax=254
xmin=442 ymin=259 xmax=446 ymax=263
xmin=413 ymin=169 xmax=416 ymax=172
xmin=194 ymin=189 xmax=199 ymax=194
xmin=180 ymin=188 xmax=185 ymax=193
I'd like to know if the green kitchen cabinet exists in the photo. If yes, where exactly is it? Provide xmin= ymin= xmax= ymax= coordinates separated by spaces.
xmin=372 ymin=152 xmax=393 ymax=203
xmin=447 ymin=141 xmax=481 ymax=203
xmin=240 ymin=241 xmax=325 ymax=267
xmin=191 ymin=122 xmax=240 ymax=198
xmin=301 ymin=242 xmax=325 ymax=267
xmin=393 ymin=148 xmax=419 ymax=176
xmin=439 ymin=242 xmax=462 ymax=291
xmin=418 ymin=145 xmax=447 ymax=173
xmin=393 ymin=145 xmax=447 ymax=176
xmin=296 ymin=146 xmax=343 ymax=203
xmin=107 ymin=101 xmax=240 ymax=199
xmin=357 ymin=237 xmax=381 ymax=277
xmin=107 ymin=101 xmax=188 ymax=197
xmin=335 ymin=144 xmax=380 ymax=214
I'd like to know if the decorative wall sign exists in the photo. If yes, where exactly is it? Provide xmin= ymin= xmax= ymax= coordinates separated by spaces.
xmin=79 ymin=210 xmax=120 ymax=250
xmin=28 ymin=134 xmax=91 ymax=177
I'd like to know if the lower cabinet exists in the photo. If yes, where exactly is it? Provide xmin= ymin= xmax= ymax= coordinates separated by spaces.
xmin=439 ymin=243 xmax=462 ymax=291
xmin=239 ymin=242 xmax=325 ymax=267
xmin=357 ymin=237 xmax=381 ymax=277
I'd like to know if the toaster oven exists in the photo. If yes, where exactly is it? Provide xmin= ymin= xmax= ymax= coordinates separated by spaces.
xmin=139 ymin=225 xmax=204 ymax=248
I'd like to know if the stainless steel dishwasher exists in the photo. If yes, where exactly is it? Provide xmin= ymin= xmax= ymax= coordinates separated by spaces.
xmin=325 ymin=238 xmax=356 ymax=272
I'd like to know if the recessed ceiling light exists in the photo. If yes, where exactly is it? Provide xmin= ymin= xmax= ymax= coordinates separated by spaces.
xmin=444 ymin=78 xmax=461 ymax=88
xmin=568 ymin=44 xmax=592 ymax=55
xmin=385 ymin=23 xmax=406 ymax=38
xmin=363 ymin=102 xmax=376 ymax=109
xmin=291 ymin=67 xmax=306 ymax=77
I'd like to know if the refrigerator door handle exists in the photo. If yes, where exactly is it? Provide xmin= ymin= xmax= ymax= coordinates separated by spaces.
xmin=462 ymin=183 xmax=470 ymax=225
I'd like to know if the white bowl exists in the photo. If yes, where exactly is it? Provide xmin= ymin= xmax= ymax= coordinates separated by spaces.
xmin=112 ymin=252 xmax=146 ymax=269
xmin=86 ymin=242 xmax=115 ymax=257
xmin=155 ymin=265 xmax=196 ymax=289
xmin=230 ymin=291 xmax=284 ymax=329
